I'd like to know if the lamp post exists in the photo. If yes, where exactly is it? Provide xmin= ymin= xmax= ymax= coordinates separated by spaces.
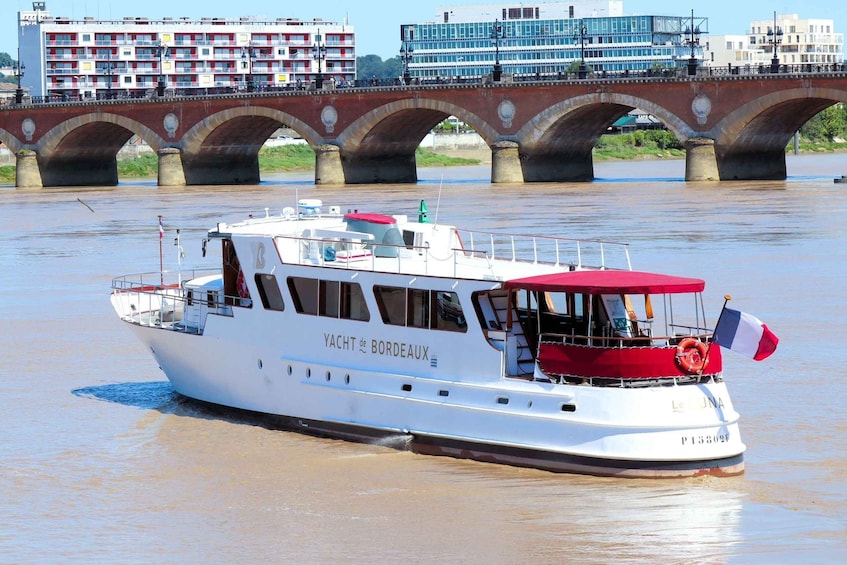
xmin=490 ymin=19 xmax=504 ymax=82
xmin=574 ymin=20 xmax=588 ymax=79
xmin=241 ymin=43 xmax=257 ymax=92
xmin=156 ymin=41 xmax=169 ymax=97
xmin=106 ymin=51 xmax=114 ymax=99
xmin=683 ymin=9 xmax=701 ymax=76
xmin=14 ymin=48 xmax=25 ymax=104
xmin=400 ymin=40 xmax=413 ymax=85
xmin=767 ymin=12 xmax=784 ymax=73
xmin=311 ymin=30 xmax=327 ymax=89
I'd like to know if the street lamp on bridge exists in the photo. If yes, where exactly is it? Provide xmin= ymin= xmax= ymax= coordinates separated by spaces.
xmin=156 ymin=41 xmax=170 ymax=97
xmin=683 ymin=9 xmax=702 ymax=76
xmin=767 ymin=12 xmax=784 ymax=74
xmin=105 ymin=51 xmax=114 ymax=99
xmin=242 ymin=43 xmax=257 ymax=92
xmin=490 ymin=19 xmax=504 ymax=82
xmin=14 ymin=48 xmax=25 ymax=104
xmin=400 ymin=41 xmax=414 ymax=85
xmin=312 ymin=30 xmax=327 ymax=89
xmin=574 ymin=20 xmax=588 ymax=79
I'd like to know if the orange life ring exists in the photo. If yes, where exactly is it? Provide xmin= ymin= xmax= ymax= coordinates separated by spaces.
xmin=675 ymin=338 xmax=709 ymax=374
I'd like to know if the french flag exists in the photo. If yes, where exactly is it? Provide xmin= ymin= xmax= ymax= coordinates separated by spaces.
xmin=713 ymin=308 xmax=779 ymax=361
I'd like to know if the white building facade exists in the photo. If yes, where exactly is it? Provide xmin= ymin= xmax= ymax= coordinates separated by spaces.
xmin=707 ymin=14 xmax=843 ymax=71
xmin=17 ymin=2 xmax=355 ymax=100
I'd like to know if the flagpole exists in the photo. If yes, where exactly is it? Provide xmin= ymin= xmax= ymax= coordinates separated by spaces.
xmin=158 ymin=215 xmax=164 ymax=286
xmin=702 ymin=294 xmax=732 ymax=370
xmin=175 ymin=228 xmax=183 ymax=286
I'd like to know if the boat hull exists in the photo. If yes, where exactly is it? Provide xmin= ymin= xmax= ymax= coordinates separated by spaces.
xmin=127 ymin=321 xmax=745 ymax=479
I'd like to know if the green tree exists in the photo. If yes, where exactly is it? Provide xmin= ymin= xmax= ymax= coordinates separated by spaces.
xmin=0 ymin=52 xmax=13 ymax=68
xmin=800 ymin=104 xmax=847 ymax=142
xmin=356 ymin=54 xmax=403 ymax=82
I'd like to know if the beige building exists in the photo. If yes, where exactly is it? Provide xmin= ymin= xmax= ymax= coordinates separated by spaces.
xmin=707 ymin=13 xmax=843 ymax=71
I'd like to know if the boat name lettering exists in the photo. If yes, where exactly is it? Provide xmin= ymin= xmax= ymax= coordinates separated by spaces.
xmin=324 ymin=333 xmax=358 ymax=351
xmin=681 ymin=433 xmax=730 ymax=446
xmin=671 ymin=396 xmax=725 ymax=413
xmin=372 ymin=339 xmax=429 ymax=360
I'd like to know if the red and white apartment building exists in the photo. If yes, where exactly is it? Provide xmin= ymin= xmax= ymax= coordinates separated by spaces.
xmin=17 ymin=2 xmax=356 ymax=99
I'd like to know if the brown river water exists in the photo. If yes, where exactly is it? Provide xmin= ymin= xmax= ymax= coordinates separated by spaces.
xmin=1 ymin=154 xmax=846 ymax=563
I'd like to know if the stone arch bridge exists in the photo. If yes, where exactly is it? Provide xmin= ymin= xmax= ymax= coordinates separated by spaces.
xmin=2 ymin=72 xmax=846 ymax=188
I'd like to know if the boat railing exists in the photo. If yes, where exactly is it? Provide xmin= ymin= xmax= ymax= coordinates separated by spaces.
xmin=540 ymin=328 xmax=714 ymax=348
xmin=456 ymin=229 xmax=632 ymax=270
xmin=275 ymin=229 xmax=632 ymax=277
xmin=111 ymin=270 xmax=233 ymax=332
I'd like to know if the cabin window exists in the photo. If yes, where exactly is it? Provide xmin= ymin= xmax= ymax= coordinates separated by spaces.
xmin=255 ymin=273 xmax=285 ymax=311
xmin=374 ymin=285 xmax=467 ymax=332
xmin=288 ymin=276 xmax=369 ymax=321
xmin=320 ymin=280 xmax=340 ymax=317
xmin=288 ymin=277 xmax=319 ymax=315
xmin=408 ymin=289 xmax=430 ymax=328
xmin=340 ymin=281 xmax=370 ymax=321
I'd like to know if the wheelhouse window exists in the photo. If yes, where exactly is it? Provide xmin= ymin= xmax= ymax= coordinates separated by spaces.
xmin=288 ymin=276 xmax=369 ymax=321
xmin=374 ymin=285 xmax=467 ymax=332
xmin=255 ymin=273 xmax=285 ymax=311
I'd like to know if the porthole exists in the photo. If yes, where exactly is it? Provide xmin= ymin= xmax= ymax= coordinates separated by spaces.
xmin=306 ymin=368 xmax=311 ymax=379
xmin=438 ymin=390 xmax=449 ymax=397
xmin=345 ymin=374 xmax=350 ymax=384
xmin=402 ymin=383 xmax=412 ymax=392
xmin=287 ymin=365 xmax=293 ymax=376
xmin=496 ymin=397 xmax=509 ymax=405
xmin=561 ymin=403 xmax=576 ymax=412
xmin=326 ymin=370 xmax=331 ymax=381
xmin=527 ymin=400 xmax=533 ymax=408
xmin=257 ymin=359 xmax=263 ymax=370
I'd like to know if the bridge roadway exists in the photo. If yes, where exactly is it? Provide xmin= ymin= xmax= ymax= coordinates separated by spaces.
xmin=2 ymin=71 xmax=847 ymax=188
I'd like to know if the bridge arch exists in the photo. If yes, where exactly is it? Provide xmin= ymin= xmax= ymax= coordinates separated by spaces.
xmin=513 ymin=92 xmax=690 ymax=182
xmin=178 ymin=105 xmax=325 ymax=185
xmin=332 ymin=98 xmax=495 ymax=184
xmin=711 ymin=87 xmax=847 ymax=180
xmin=31 ymin=112 xmax=168 ymax=187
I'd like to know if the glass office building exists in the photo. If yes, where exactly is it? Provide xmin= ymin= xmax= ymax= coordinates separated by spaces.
xmin=400 ymin=2 xmax=707 ymax=81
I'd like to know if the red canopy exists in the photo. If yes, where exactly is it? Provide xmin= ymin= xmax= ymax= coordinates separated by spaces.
xmin=343 ymin=212 xmax=397 ymax=225
xmin=504 ymin=270 xmax=705 ymax=294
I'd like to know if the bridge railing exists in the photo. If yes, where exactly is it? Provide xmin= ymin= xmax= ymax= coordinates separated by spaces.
xmin=7 ymin=63 xmax=847 ymax=108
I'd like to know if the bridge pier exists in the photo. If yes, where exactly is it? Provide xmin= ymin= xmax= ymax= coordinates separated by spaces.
xmin=716 ymin=149 xmax=787 ymax=181
xmin=157 ymin=147 xmax=186 ymax=187
xmin=315 ymin=144 xmax=345 ymax=185
xmin=337 ymin=151 xmax=417 ymax=184
xmin=491 ymin=141 xmax=523 ymax=183
xmin=684 ymin=137 xmax=720 ymax=181
xmin=520 ymin=149 xmax=594 ymax=182
xmin=15 ymin=150 xmax=43 ymax=189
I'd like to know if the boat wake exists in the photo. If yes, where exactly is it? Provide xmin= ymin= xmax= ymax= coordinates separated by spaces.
xmin=367 ymin=433 xmax=414 ymax=451
xmin=72 ymin=380 xmax=180 ymax=412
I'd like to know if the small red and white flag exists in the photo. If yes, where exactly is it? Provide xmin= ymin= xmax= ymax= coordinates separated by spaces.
xmin=713 ymin=308 xmax=779 ymax=361
xmin=158 ymin=216 xmax=164 ymax=239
